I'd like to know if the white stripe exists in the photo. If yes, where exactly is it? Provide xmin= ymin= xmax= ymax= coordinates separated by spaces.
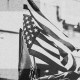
xmin=31 ymin=44 xmax=64 ymax=67
xmin=65 ymin=53 xmax=73 ymax=70
xmin=60 ymin=56 xmax=63 ymax=62
xmin=26 ymin=1 xmax=76 ymax=48
xmin=30 ymin=55 xmax=48 ymax=65
xmin=36 ymin=37 xmax=60 ymax=55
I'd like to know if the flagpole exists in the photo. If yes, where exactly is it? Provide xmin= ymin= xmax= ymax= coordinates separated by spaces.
xmin=33 ymin=56 xmax=37 ymax=79
xmin=18 ymin=28 xmax=22 ymax=74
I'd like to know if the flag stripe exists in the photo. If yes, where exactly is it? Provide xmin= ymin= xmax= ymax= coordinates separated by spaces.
xmin=65 ymin=53 xmax=73 ymax=70
xmin=61 ymin=56 xmax=68 ymax=66
xmin=57 ymin=46 xmax=68 ymax=58
xmin=30 ymin=55 xmax=49 ymax=65
xmin=68 ymin=55 xmax=76 ymax=71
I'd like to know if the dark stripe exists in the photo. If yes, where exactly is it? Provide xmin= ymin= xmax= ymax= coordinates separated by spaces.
xmin=61 ymin=55 xmax=68 ymax=66
xmin=38 ymin=33 xmax=57 ymax=48
xmin=34 ymin=39 xmax=60 ymax=59
xmin=30 ymin=49 xmax=67 ymax=72
xmin=27 ymin=0 xmax=40 ymax=12
xmin=68 ymin=55 xmax=76 ymax=71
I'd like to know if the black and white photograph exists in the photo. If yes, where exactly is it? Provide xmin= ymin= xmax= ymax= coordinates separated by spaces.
xmin=0 ymin=0 xmax=80 ymax=80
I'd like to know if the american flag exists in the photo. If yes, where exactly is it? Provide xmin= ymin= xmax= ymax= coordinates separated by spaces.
xmin=23 ymin=0 xmax=77 ymax=72
xmin=23 ymin=14 xmax=76 ymax=72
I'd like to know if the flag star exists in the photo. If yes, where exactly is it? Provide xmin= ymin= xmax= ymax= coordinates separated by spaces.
xmin=29 ymin=30 xmax=32 ymax=33
xmin=27 ymin=25 xmax=31 ymax=28
xmin=24 ymin=27 xmax=26 ymax=31
xmin=31 ymin=18 xmax=34 ymax=22
xmin=28 ymin=40 xmax=32 ymax=44
xmin=25 ymin=32 xmax=28 ymax=35
xmin=34 ymin=28 xmax=38 ymax=32
xmin=26 ymin=17 xmax=28 ymax=20
xmin=31 ymin=34 xmax=34 ymax=37
xmin=23 ymin=23 xmax=25 ymax=27
xmin=27 ymin=36 xmax=30 ymax=40
xmin=26 ymin=21 xmax=29 ymax=24
xmin=33 ymin=24 xmax=36 ymax=27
